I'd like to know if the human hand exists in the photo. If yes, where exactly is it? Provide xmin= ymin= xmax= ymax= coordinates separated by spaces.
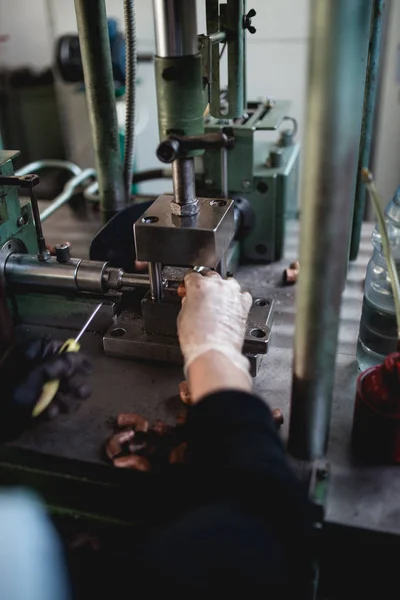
xmin=0 ymin=338 xmax=92 ymax=440
xmin=177 ymin=271 xmax=252 ymax=401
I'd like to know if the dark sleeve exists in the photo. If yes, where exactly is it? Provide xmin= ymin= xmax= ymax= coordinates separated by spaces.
xmin=140 ymin=391 xmax=313 ymax=598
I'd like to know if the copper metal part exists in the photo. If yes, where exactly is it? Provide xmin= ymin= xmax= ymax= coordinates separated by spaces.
xmin=113 ymin=454 xmax=152 ymax=471
xmin=272 ymin=408 xmax=284 ymax=428
xmin=177 ymin=282 xmax=186 ymax=298
xmin=178 ymin=381 xmax=192 ymax=405
xmin=117 ymin=412 xmax=149 ymax=432
xmin=169 ymin=442 xmax=188 ymax=464
xmin=282 ymin=260 xmax=300 ymax=285
xmin=105 ymin=429 xmax=135 ymax=460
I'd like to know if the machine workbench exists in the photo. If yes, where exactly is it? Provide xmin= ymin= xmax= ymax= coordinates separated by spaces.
xmin=1 ymin=207 xmax=397 ymax=539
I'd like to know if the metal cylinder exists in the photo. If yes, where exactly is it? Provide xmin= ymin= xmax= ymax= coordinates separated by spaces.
xmin=288 ymin=0 xmax=373 ymax=460
xmin=153 ymin=0 xmax=198 ymax=57
xmin=4 ymin=254 xmax=82 ymax=290
xmin=76 ymin=260 xmax=108 ymax=293
xmin=4 ymin=254 xmax=150 ymax=293
xmin=121 ymin=272 xmax=151 ymax=289
xmin=74 ymin=0 xmax=125 ymax=220
xmin=148 ymin=262 xmax=163 ymax=301
xmin=172 ymin=158 xmax=197 ymax=206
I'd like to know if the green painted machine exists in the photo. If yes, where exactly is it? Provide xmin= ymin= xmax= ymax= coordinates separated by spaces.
xmin=0 ymin=151 xmax=38 ymax=256
xmin=197 ymin=100 xmax=300 ymax=263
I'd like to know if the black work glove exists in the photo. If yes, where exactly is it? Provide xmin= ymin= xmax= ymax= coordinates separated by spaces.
xmin=0 ymin=338 xmax=92 ymax=442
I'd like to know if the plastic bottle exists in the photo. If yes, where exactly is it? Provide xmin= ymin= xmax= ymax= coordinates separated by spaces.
xmin=356 ymin=186 xmax=400 ymax=371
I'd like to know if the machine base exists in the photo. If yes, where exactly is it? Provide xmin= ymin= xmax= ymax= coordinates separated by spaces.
xmin=103 ymin=297 xmax=274 ymax=376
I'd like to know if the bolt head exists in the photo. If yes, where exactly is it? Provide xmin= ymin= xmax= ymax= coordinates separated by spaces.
xmin=241 ymin=179 xmax=251 ymax=189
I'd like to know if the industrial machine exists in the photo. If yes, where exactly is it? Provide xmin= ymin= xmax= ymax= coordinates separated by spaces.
xmin=0 ymin=0 xmax=396 ymax=596
xmin=0 ymin=0 xmax=302 ymax=375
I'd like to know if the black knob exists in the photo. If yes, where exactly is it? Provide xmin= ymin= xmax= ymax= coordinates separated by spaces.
xmin=243 ymin=9 xmax=256 ymax=34
xmin=55 ymin=243 xmax=70 ymax=263
xmin=156 ymin=139 xmax=181 ymax=163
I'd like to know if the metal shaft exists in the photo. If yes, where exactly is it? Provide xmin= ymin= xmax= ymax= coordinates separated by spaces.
xmin=3 ymin=254 xmax=150 ymax=293
xmin=172 ymin=158 xmax=197 ymax=206
xmin=153 ymin=0 xmax=198 ymax=57
xmin=288 ymin=0 xmax=373 ymax=460
xmin=148 ymin=262 xmax=163 ymax=301
xmin=350 ymin=0 xmax=385 ymax=260
xmin=74 ymin=0 xmax=125 ymax=221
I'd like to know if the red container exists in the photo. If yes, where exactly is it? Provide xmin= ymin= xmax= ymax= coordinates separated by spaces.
xmin=352 ymin=353 xmax=400 ymax=463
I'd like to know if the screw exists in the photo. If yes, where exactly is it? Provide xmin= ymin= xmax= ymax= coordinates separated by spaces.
xmin=16 ymin=213 xmax=29 ymax=227
xmin=243 ymin=8 xmax=257 ymax=34
xmin=241 ymin=179 xmax=251 ymax=189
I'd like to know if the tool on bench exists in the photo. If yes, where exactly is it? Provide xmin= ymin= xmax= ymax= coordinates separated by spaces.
xmin=32 ymin=303 xmax=103 ymax=418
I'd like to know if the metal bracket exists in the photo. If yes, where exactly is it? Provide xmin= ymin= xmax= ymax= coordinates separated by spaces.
xmin=0 ymin=173 xmax=49 ymax=260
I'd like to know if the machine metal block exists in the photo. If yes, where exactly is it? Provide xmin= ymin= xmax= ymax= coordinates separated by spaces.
xmin=134 ymin=194 xmax=235 ymax=267
xmin=103 ymin=297 xmax=274 ymax=374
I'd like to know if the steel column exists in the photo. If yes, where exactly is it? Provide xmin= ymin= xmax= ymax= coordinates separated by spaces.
xmin=288 ymin=0 xmax=373 ymax=460
xmin=350 ymin=0 xmax=386 ymax=260
xmin=74 ymin=0 xmax=125 ymax=221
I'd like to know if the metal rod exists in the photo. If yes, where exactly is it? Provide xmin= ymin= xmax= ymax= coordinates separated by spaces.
xmin=172 ymin=158 xmax=197 ymax=205
xmin=220 ymin=147 xmax=228 ymax=198
xmin=148 ymin=262 xmax=163 ymax=301
xmin=4 ymin=254 xmax=150 ymax=293
xmin=40 ymin=169 xmax=95 ymax=222
xmin=288 ymin=0 xmax=373 ymax=460
xmin=153 ymin=0 xmax=198 ymax=57
xmin=350 ymin=0 xmax=385 ymax=261
xmin=74 ymin=0 xmax=125 ymax=221
xmin=75 ymin=303 xmax=103 ymax=343
xmin=28 ymin=185 xmax=48 ymax=258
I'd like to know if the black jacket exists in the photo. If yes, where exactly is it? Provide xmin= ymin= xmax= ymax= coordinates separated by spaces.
xmin=139 ymin=390 xmax=313 ymax=598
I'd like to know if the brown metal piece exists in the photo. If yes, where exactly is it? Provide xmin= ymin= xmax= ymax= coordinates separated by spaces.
xmin=169 ymin=442 xmax=188 ymax=464
xmin=176 ymin=414 xmax=187 ymax=426
xmin=177 ymin=282 xmax=186 ymax=298
xmin=153 ymin=419 xmax=172 ymax=436
xmin=113 ymin=454 xmax=152 ymax=471
xmin=117 ymin=413 xmax=149 ymax=432
xmin=179 ymin=381 xmax=193 ymax=405
xmin=271 ymin=408 xmax=284 ymax=429
xmin=105 ymin=430 xmax=135 ymax=460
xmin=282 ymin=260 xmax=300 ymax=285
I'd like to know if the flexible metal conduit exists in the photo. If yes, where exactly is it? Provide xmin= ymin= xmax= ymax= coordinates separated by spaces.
xmin=123 ymin=0 xmax=137 ymax=201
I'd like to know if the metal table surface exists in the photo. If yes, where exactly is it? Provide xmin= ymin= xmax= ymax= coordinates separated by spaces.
xmin=3 ymin=205 xmax=398 ymax=536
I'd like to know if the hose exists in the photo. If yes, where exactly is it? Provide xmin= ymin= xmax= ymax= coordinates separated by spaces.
xmin=83 ymin=169 xmax=172 ymax=203
xmin=16 ymin=160 xmax=82 ymax=177
xmin=123 ymin=0 xmax=137 ymax=202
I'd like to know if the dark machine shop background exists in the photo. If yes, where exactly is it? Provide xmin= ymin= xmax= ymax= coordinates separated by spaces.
xmin=0 ymin=0 xmax=400 ymax=598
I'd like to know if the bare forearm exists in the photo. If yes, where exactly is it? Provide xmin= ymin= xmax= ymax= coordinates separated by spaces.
xmin=187 ymin=350 xmax=252 ymax=404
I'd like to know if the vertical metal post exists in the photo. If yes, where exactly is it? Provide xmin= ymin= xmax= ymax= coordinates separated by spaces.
xmin=74 ymin=0 xmax=125 ymax=222
xmin=350 ymin=0 xmax=386 ymax=260
xmin=288 ymin=0 xmax=373 ymax=460
xmin=148 ymin=262 xmax=163 ymax=301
